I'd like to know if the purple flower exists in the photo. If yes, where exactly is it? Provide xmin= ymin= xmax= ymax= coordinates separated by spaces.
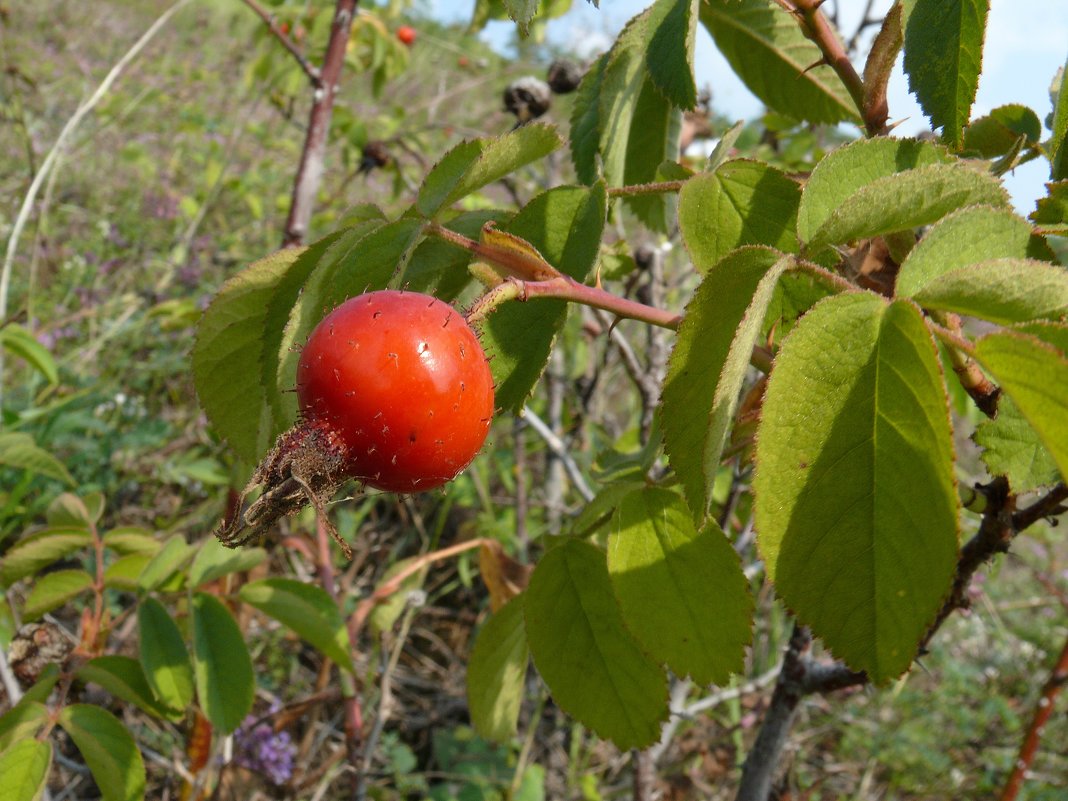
xmin=232 ymin=706 xmax=296 ymax=786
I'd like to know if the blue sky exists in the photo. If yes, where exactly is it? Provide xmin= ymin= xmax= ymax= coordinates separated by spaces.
xmin=440 ymin=1 xmax=1067 ymax=214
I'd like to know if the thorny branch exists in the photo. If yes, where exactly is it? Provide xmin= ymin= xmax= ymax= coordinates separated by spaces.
xmin=283 ymin=0 xmax=360 ymax=246
xmin=239 ymin=0 xmax=321 ymax=85
xmin=737 ymin=477 xmax=1067 ymax=800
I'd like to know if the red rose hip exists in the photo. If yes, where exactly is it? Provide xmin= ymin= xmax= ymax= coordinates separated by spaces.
xmin=296 ymin=290 xmax=494 ymax=492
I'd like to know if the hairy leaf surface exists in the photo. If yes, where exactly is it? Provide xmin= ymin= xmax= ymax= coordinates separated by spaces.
xmin=679 ymin=161 xmax=800 ymax=270
xmin=754 ymin=294 xmax=959 ymax=683
xmin=700 ymin=0 xmax=859 ymax=125
xmin=973 ymin=331 xmax=1068 ymax=479
xmin=903 ymin=0 xmax=989 ymax=148
xmin=662 ymin=247 xmax=789 ymax=520
xmin=797 ymin=137 xmax=952 ymax=242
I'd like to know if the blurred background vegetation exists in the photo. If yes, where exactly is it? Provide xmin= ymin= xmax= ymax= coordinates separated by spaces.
xmin=1 ymin=1 xmax=1065 ymax=799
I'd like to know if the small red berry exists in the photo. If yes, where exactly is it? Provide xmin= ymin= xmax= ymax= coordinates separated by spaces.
xmin=297 ymin=291 xmax=494 ymax=492
xmin=396 ymin=25 xmax=416 ymax=46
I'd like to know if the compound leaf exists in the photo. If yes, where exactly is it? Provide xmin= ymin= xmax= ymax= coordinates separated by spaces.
xmin=76 ymin=655 xmax=181 ymax=721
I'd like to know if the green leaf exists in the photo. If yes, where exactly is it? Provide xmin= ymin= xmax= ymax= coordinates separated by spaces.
xmin=896 ymin=205 xmax=1046 ymax=298
xmin=606 ymin=11 xmax=683 ymax=231
xmin=662 ymin=247 xmax=790 ymax=521
xmin=1048 ymin=54 xmax=1068 ymax=180
xmin=417 ymin=125 xmax=562 ymax=218
xmin=0 ymin=527 xmax=91 ymax=586
xmin=964 ymin=104 xmax=1042 ymax=157
xmin=678 ymin=161 xmax=800 ymax=270
xmin=570 ymin=54 xmax=608 ymax=184
xmin=58 ymin=704 xmax=146 ymax=801
xmin=467 ymin=595 xmax=529 ymax=742
xmin=46 ymin=492 xmax=99 ymax=527
xmin=0 ymin=738 xmax=51 ymax=801
xmin=1031 ymin=180 xmax=1068 ymax=233
xmin=646 ymin=0 xmax=699 ymax=110
xmin=102 ymin=527 xmax=160 ymax=556
xmin=188 ymin=537 xmax=266 ymax=588
xmin=973 ymin=331 xmax=1068 ymax=480
xmin=104 ymin=555 xmax=151 ymax=591
xmin=808 ymin=163 xmax=1010 ymax=248
xmin=608 ymin=487 xmax=752 ymax=685
xmin=975 ymin=395 xmax=1060 ymax=492
xmin=368 ymin=558 xmax=427 ymax=636
xmin=504 ymin=0 xmax=537 ymax=33
xmin=0 ymin=432 xmax=73 ymax=485
xmin=138 ymin=598 xmax=194 ymax=711
xmin=753 ymin=294 xmax=959 ymax=683
xmin=481 ymin=184 xmax=607 ymax=412
xmin=22 ymin=569 xmax=92 ymax=620
xmin=0 ymin=701 xmax=48 ymax=753
xmin=193 ymin=240 xmax=325 ymax=462
xmin=192 ymin=592 xmax=254 ymax=733
xmin=137 ymin=534 xmax=195 ymax=591
xmin=700 ymin=0 xmax=859 ymax=125
xmin=0 ymin=324 xmax=58 ymax=385
xmin=797 ymin=137 xmax=952 ymax=243
xmin=76 ymin=655 xmax=180 ymax=720
xmin=903 ymin=0 xmax=989 ymax=149
xmin=524 ymin=539 xmax=667 ymax=749
xmin=910 ymin=258 xmax=1068 ymax=324
xmin=239 ymin=578 xmax=355 ymax=673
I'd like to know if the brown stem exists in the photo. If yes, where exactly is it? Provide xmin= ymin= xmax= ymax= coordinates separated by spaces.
xmin=999 ymin=631 xmax=1068 ymax=801
xmin=607 ymin=180 xmax=685 ymax=198
xmin=737 ymin=477 xmax=1068 ymax=800
xmin=929 ymin=315 xmax=1000 ymax=418
xmin=784 ymin=0 xmax=876 ymax=135
xmin=282 ymin=0 xmax=359 ymax=247
xmin=239 ymin=0 xmax=321 ymax=86
xmin=313 ymin=516 xmax=364 ymax=788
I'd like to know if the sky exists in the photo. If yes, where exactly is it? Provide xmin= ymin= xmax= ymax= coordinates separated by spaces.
xmin=439 ymin=0 xmax=1068 ymax=214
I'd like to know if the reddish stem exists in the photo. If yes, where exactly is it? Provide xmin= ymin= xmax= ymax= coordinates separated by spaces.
xmin=999 ymin=631 xmax=1068 ymax=801
xmin=283 ymin=0 xmax=360 ymax=246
